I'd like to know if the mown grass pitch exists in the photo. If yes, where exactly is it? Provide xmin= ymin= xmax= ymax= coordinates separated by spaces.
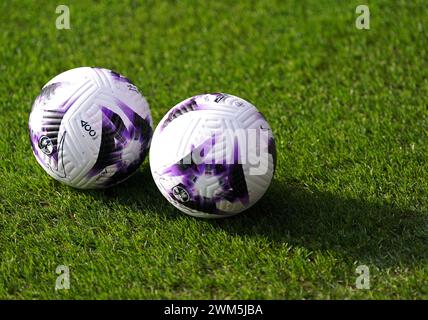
xmin=0 ymin=0 xmax=427 ymax=299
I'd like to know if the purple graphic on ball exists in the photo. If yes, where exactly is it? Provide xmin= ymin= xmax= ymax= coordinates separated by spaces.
xmin=89 ymin=100 xmax=152 ymax=186
xmin=161 ymin=137 xmax=249 ymax=215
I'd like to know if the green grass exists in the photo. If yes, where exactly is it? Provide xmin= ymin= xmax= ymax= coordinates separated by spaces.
xmin=0 ymin=0 xmax=427 ymax=299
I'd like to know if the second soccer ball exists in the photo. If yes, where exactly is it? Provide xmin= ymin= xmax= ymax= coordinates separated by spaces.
xmin=150 ymin=93 xmax=276 ymax=218
xmin=29 ymin=67 xmax=153 ymax=189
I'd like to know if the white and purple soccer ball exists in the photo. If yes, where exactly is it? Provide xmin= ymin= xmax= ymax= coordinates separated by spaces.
xmin=150 ymin=93 xmax=276 ymax=218
xmin=29 ymin=67 xmax=153 ymax=189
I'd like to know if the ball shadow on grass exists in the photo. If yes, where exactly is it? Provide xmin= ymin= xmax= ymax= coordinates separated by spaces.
xmin=80 ymin=164 xmax=170 ymax=216
xmin=211 ymin=179 xmax=428 ymax=268
xmin=93 ymin=166 xmax=427 ymax=268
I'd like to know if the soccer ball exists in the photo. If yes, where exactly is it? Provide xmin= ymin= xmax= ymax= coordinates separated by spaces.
xmin=150 ymin=93 xmax=276 ymax=218
xmin=29 ymin=67 xmax=153 ymax=189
